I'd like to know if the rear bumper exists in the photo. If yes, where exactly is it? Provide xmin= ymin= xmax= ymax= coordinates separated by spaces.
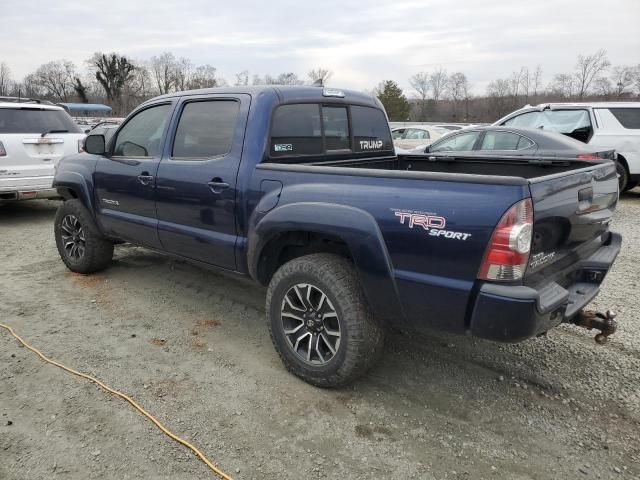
xmin=469 ymin=232 xmax=622 ymax=342
xmin=0 ymin=176 xmax=58 ymax=201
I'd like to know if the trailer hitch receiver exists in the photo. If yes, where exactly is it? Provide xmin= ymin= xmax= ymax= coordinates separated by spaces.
xmin=572 ymin=309 xmax=617 ymax=344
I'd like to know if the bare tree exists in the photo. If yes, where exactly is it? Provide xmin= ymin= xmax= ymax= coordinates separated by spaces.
xmin=519 ymin=67 xmax=531 ymax=103
xmin=173 ymin=57 xmax=194 ymax=91
xmin=188 ymin=65 xmax=220 ymax=89
xmin=593 ymin=77 xmax=613 ymax=98
xmin=90 ymin=52 xmax=136 ymax=104
xmin=150 ymin=52 xmax=177 ymax=95
xmin=0 ymin=62 xmax=13 ymax=96
xmin=428 ymin=68 xmax=448 ymax=102
xmin=276 ymin=72 xmax=304 ymax=85
xmin=532 ymin=65 xmax=543 ymax=103
xmin=33 ymin=60 xmax=77 ymax=101
xmin=549 ymin=73 xmax=577 ymax=98
xmin=574 ymin=50 xmax=610 ymax=99
xmin=409 ymin=72 xmax=430 ymax=121
xmin=234 ymin=70 xmax=249 ymax=86
xmin=447 ymin=72 xmax=469 ymax=119
xmin=308 ymin=67 xmax=333 ymax=85
xmin=486 ymin=78 xmax=512 ymax=117
xmin=611 ymin=65 xmax=634 ymax=97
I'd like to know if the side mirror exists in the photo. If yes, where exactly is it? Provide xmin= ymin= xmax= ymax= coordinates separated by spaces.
xmin=424 ymin=145 xmax=431 ymax=153
xmin=84 ymin=134 xmax=106 ymax=155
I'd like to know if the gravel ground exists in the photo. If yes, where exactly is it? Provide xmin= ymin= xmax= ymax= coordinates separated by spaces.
xmin=1 ymin=193 xmax=639 ymax=480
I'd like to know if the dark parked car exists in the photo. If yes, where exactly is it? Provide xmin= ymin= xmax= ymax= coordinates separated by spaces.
xmin=414 ymin=126 xmax=616 ymax=161
xmin=53 ymin=86 xmax=621 ymax=387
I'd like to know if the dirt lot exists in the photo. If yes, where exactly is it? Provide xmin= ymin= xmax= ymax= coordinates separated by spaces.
xmin=1 ymin=194 xmax=639 ymax=480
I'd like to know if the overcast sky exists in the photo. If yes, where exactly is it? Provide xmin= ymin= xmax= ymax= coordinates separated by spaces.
xmin=2 ymin=0 xmax=639 ymax=94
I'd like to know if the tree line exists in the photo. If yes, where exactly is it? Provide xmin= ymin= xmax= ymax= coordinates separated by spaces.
xmin=377 ymin=50 xmax=639 ymax=122
xmin=0 ymin=49 xmax=637 ymax=121
xmin=0 ymin=52 xmax=333 ymax=115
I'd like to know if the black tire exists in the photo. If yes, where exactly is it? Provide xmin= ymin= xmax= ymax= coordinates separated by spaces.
xmin=615 ymin=160 xmax=629 ymax=192
xmin=266 ymin=253 xmax=384 ymax=387
xmin=54 ymin=199 xmax=114 ymax=274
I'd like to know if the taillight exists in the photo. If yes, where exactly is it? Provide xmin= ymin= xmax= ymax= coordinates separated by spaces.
xmin=478 ymin=198 xmax=533 ymax=281
xmin=78 ymin=139 xmax=85 ymax=153
xmin=0 ymin=141 xmax=6 ymax=157
xmin=576 ymin=154 xmax=600 ymax=160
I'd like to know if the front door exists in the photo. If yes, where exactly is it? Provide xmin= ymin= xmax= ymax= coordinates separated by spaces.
xmin=94 ymin=102 xmax=174 ymax=248
xmin=155 ymin=94 xmax=249 ymax=270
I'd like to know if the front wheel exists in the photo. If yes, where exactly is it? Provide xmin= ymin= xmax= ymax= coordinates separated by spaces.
xmin=54 ymin=199 xmax=114 ymax=274
xmin=266 ymin=253 xmax=384 ymax=387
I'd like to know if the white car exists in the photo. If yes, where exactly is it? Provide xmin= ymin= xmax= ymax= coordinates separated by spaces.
xmin=391 ymin=125 xmax=447 ymax=150
xmin=0 ymin=99 xmax=85 ymax=202
xmin=494 ymin=103 xmax=640 ymax=191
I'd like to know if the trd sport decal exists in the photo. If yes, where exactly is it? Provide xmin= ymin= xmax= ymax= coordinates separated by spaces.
xmin=392 ymin=208 xmax=471 ymax=241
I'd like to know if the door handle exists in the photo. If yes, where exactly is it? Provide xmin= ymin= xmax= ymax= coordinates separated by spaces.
xmin=137 ymin=174 xmax=154 ymax=186
xmin=207 ymin=179 xmax=230 ymax=194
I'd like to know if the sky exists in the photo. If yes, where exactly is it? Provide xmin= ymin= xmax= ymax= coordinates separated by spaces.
xmin=1 ymin=0 xmax=639 ymax=94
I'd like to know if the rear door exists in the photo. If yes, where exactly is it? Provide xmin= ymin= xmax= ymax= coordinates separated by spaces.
xmin=155 ymin=94 xmax=249 ymax=270
xmin=94 ymin=102 xmax=174 ymax=248
xmin=0 ymin=107 xmax=83 ymax=185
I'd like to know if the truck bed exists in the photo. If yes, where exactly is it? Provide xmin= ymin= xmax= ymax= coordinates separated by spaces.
xmin=304 ymin=153 xmax=606 ymax=181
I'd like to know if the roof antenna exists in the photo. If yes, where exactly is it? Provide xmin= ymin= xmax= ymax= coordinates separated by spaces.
xmin=312 ymin=78 xmax=323 ymax=87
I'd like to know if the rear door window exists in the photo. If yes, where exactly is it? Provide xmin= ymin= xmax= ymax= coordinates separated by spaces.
xmin=607 ymin=108 xmax=640 ymax=129
xmin=480 ymin=131 xmax=533 ymax=151
xmin=172 ymin=100 xmax=239 ymax=159
xmin=430 ymin=131 xmax=481 ymax=152
xmin=0 ymin=108 xmax=82 ymax=134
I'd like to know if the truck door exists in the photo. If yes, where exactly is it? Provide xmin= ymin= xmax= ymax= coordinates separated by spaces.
xmin=155 ymin=94 xmax=250 ymax=270
xmin=94 ymin=102 xmax=175 ymax=248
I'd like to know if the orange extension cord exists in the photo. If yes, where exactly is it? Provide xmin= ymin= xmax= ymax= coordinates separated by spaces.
xmin=0 ymin=322 xmax=234 ymax=480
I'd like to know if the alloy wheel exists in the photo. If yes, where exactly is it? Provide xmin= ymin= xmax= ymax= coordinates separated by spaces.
xmin=280 ymin=283 xmax=341 ymax=365
xmin=60 ymin=214 xmax=86 ymax=260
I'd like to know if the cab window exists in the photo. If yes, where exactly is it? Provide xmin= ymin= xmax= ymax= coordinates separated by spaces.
xmin=172 ymin=100 xmax=239 ymax=159
xmin=113 ymin=104 xmax=172 ymax=157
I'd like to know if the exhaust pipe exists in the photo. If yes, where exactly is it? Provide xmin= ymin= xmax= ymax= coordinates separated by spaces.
xmin=571 ymin=309 xmax=617 ymax=344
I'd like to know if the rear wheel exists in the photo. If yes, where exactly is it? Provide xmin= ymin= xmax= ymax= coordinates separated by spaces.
xmin=266 ymin=253 xmax=384 ymax=387
xmin=615 ymin=160 xmax=630 ymax=191
xmin=54 ymin=199 xmax=114 ymax=273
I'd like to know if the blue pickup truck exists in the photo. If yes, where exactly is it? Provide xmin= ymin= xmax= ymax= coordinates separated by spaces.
xmin=53 ymin=86 xmax=621 ymax=386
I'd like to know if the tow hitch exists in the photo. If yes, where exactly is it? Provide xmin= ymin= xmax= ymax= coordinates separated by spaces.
xmin=572 ymin=309 xmax=617 ymax=344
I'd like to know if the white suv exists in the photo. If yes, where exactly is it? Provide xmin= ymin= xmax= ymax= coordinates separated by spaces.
xmin=494 ymin=102 xmax=640 ymax=191
xmin=0 ymin=98 xmax=85 ymax=202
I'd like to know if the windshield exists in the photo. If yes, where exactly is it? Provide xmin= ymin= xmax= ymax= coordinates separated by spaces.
xmin=0 ymin=108 xmax=82 ymax=134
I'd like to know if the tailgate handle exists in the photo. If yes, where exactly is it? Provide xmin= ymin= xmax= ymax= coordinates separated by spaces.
xmin=578 ymin=187 xmax=593 ymax=202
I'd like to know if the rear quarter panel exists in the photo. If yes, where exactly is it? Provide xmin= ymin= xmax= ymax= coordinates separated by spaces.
xmin=246 ymin=167 xmax=528 ymax=332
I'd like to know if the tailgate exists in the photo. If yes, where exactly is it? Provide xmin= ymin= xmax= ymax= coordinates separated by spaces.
xmin=525 ymin=160 xmax=618 ymax=285
xmin=0 ymin=133 xmax=83 ymax=179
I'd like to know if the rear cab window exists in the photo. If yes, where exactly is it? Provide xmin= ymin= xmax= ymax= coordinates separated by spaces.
xmin=269 ymin=103 xmax=393 ymax=161
xmin=0 ymin=108 xmax=82 ymax=134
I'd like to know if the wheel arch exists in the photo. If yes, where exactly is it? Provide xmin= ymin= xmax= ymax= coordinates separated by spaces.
xmin=248 ymin=202 xmax=405 ymax=323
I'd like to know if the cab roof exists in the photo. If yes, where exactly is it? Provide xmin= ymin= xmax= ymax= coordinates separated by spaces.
xmin=146 ymin=85 xmax=380 ymax=108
